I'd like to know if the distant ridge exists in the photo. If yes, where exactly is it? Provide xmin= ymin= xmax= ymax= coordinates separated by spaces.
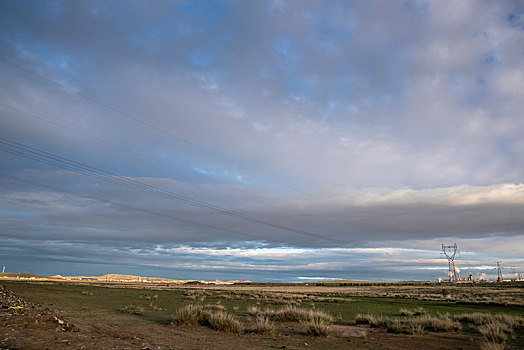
xmin=42 ymin=273 xmax=252 ymax=285
xmin=0 ymin=272 xmax=42 ymax=278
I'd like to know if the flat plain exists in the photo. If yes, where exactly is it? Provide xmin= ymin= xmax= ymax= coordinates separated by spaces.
xmin=1 ymin=280 xmax=523 ymax=349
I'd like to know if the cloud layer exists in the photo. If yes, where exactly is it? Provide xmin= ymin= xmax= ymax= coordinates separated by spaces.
xmin=0 ymin=0 xmax=523 ymax=281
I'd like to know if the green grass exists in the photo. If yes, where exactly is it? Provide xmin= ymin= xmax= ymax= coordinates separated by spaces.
xmin=331 ymin=296 xmax=524 ymax=321
xmin=2 ymin=281 xmax=523 ymax=325
xmin=0 ymin=281 xmax=187 ymax=321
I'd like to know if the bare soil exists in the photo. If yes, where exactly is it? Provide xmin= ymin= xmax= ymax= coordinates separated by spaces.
xmin=0 ymin=307 xmax=481 ymax=350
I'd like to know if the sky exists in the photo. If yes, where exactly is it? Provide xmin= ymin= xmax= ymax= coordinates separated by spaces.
xmin=0 ymin=0 xmax=523 ymax=282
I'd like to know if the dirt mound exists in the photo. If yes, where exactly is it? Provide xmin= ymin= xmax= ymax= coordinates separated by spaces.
xmin=1 ymin=284 xmax=77 ymax=329
xmin=0 ymin=284 xmax=30 ymax=309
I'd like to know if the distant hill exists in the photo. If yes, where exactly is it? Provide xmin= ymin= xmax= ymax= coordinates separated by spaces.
xmin=50 ymin=273 xmax=178 ymax=282
xmin=1 ymin=272 xmax=252 ymax=284
xmin=99 ymin=274 xmax=144 ymax=280
xmin=0 ymin=272 xmax=42 ymax=278
xmin=315 ymin=279 xmax=376 ymax=284
xmin=47 ymin=273 xmax=252 ymax=285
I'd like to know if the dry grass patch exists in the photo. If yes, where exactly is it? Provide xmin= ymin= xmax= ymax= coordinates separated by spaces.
xmin=356 ymin=313 xmax=460 ymax=333
xmin=478 ymin=321 xmax=511 ymax=342
xmin=171 ymin=304 xmax=243 ymax=333
xmin=171 ymin=304 xmax=204 ymax=325
xmin=247 ymin=305 xmax=260 ymax=316
xmin=355 ymin=313 xmax=386 ymax=327
xmin=399 ymin=308 xmax=414 ymax=317
xmin=411 ymin=315 xmax=461 ymax=332
xmin=121 ymin=304 xmax=145 ymax=315
xmin=205 ymin=311 xmax=243 ymax=333
xmin=264 ymin=306 xmax=334 ymax=324
xmin=386 ymin=318 xmax=424 ymax=335
xmin=254 ymin=316 xmax=274 ymax=335
xmin=452 ymin=312 xmax=524 ymax=349
xmin=477 ymin=320 xmax=513 ymax=350
xmin=479 ymin=343 xmax=505 ymax=350
xmin=272 ymin=305 xmax=309 ymax=322
xmin=455 ymin=312 xmax=524 ymax=328
xmin=454 ymin=312 xmax=493 ymax=325
xmin=202 ymin=304 xmax=226 ymax=312
xmin=307 ymin=309 xmax=334 ymax=323
xmin=305 ymin=319 xmax=333 ymax=337
xmin=491 ymin=314 xmax=524 ymax=329
xmin=399 ymin=307 xmax=425 ymax=317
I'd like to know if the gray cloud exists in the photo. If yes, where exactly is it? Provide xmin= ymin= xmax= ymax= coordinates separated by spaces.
xmin=0 ymin=0 xmax=523 ymax=280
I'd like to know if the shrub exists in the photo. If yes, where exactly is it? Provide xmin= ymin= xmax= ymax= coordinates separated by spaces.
xmin=305 ymin=319 xmax=332 ymax=337
xmin=454 ymin=312 xmax=492 ymax=325
xmin=355 ymin=314 xmax=386 ymax=327
xmin=413 ymin=315 xmax=461 ymax=332
xmin=494 ymin=314 xmax=524 ymax=329
xmin=385 ymin=319 xmax=422 ymax=334
xmin=413 ymin=307 xmax=426 ymax=316
xmin=478 ymin=321 xmax=510 ymax=344
xmin=254 ymin=316 xmax=274 ymax=335
xmin=202 ymin=304 xmax=226 ymax=312
xmin=410 ymin=323 xmax=424 ymax=334
xmin=171 ymin=305 xmax=243 ymax=333
xmin=171 ymin=304 xmax=205 ymax=325
xmin=206 ymin=311 xmax=243 ymax=333
xmin=247 ymin=305 xmax=260 ymax=316
xmin=399 ymin=308 xmax=414 ymax=317
xmin=274 ymin=305 xmax=309 ymax=322
xmin=357 ymin=313 xmax=459 ymax=333
xmin=455 ymin=312 xmax=524 ymax=329
xmin=386 ymin=319 xmax=406 ymax=333
xmin=270 ymin=306 xmax=333 ymax=324
xmin=308 ymin=309 xmax=334 ymax=324
xmin=479 ymin=343 xmax=505 ymax=350
xmin=400 ymin=308 xmax=424 ymax=316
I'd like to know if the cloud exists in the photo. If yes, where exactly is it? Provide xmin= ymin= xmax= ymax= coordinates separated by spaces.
xmin=1 ymin=168 xmax=523 ymax=244
xmin=0 ymin=0 xmax=523 ymax=280
xmin=1 ymin=237 xmax=521 ymax=282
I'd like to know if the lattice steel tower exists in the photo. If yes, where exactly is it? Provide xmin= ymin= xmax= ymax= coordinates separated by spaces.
xmin=496 ymin=261 xmax=503 ymax=282
xmin=442 ymin=243 xmax=459 ymax=281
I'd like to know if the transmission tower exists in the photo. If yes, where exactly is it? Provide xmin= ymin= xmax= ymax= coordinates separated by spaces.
xmin=496 ymin=261 xmax=503 ymax=282
xmin=442 ymin=243 xmax=459 ymax=281
xmin=507 ymin=266 xmax=518 ymax=281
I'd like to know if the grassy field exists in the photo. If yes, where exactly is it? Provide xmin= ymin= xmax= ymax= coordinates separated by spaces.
xmin=1 ymin=280 xmax=523 ymax=349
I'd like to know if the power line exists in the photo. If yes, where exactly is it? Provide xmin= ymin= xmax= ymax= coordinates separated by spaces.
xmin=0 ymin=172 xmax=287 ymax=244
xmin=0 ymin=56 xmax=307 ymax=194
xmin=0 ymin=137 xmax=342 ymax=243
xmin=0 ymin=102 xmax=273 ymax=202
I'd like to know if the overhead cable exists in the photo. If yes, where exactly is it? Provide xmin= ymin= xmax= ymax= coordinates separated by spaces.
xmin=0 ymin=137 xmax=342 ymax=243
xmin=0 ymin=56 xmax=307 ymax=194
xmin=0 ymin=172 xmax=288 ymax=244
xmin=0 ymin=102 xmax=273 ymax=202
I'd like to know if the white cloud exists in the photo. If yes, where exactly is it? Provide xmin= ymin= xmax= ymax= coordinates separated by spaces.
xmin=494 ymin=69 xmax=524 ymax=98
